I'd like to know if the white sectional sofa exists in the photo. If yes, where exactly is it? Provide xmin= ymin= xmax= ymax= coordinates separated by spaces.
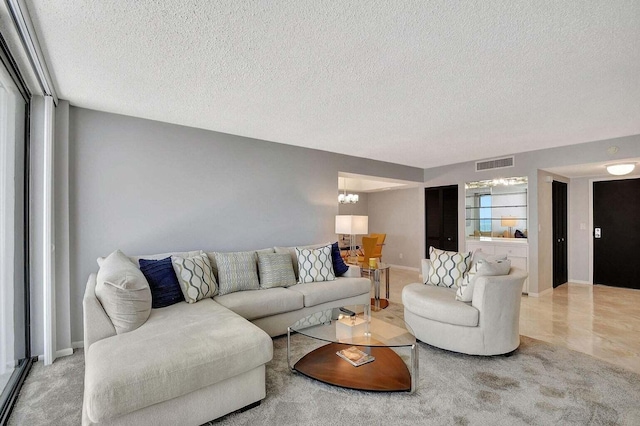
xmin=82 ymin=247 xmax=370 ymax=426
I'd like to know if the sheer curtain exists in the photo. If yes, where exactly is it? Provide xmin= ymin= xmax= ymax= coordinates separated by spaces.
xmin=0 ymin=60 xmax=27 ymax=400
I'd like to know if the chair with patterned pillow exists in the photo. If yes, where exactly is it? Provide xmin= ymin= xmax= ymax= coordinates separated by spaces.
xmin=402 ymin=248 xmax=527 ymax=356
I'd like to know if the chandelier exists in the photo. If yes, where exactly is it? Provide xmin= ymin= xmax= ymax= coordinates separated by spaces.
xmin=338 ymin=180 xmax=359 ymax=204
xmin=338 ymin=192 xmax=359 ymax=204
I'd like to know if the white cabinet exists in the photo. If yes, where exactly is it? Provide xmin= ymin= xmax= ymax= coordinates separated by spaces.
xmin=466 ymin=239 xmax=529 ymax=294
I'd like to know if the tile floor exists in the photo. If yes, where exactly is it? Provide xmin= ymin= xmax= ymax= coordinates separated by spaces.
xmin=378 ymin=267 xmax=640 ymax=374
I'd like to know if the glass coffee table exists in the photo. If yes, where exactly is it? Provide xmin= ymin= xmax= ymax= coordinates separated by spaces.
xmin=287 ymin=304 xmax=418 ymax=393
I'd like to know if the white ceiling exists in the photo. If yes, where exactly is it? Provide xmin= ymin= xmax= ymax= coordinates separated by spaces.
xmin=24 ymin=1 xmax=640 ymax=169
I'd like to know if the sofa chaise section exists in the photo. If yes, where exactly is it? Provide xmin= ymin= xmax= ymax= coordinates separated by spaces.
xmin=82 ymin=276 xmax=273 ymax=426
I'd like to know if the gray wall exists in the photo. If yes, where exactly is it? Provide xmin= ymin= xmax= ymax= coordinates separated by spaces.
xmin=367 ymin=187 xmax=423 ymax=269
xmin=65 ymin=107 xmax=423 ymax=344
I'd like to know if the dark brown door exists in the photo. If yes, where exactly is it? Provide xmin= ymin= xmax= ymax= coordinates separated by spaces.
xmin=593 ymin=178 xmax=640 ymax=289
xmin=425 ymin=185 xmax=458 ymax=253
xmin=552 ymin=181 xmax=568 ymax=288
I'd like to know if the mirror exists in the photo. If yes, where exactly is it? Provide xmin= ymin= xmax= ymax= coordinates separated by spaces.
xmin=465 ymin=177 xmax=528 ymax=239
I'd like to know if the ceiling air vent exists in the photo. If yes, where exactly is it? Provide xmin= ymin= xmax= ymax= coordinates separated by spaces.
xmin=475 ymin=156 xmax=514 ymax=172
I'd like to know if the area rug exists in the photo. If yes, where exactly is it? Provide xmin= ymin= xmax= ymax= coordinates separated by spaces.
xmin=9 ymin=308 xmax=640 ymax=425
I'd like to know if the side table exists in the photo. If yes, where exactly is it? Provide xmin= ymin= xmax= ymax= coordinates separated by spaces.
xmin=359 ymin=262 xmax=390 ymax=311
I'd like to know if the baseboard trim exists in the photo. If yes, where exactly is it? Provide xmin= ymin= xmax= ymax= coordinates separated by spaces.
xmin=72 ymin=340 xmax=84 ymax=349
xmin=387 ymin=264 xmax=419 ymax=272
xmin=569 ymin=279 xmax=591 ymax=285
xmin=57 ymin=348 xmax=73 ymax=358
xmin=37 ymin=348 xmax=74 ymax=362
xmin=528 ymin=287 xmax=553 ymax=298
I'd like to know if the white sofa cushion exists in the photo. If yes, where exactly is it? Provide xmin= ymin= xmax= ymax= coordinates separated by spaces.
xmin=426 ymin=247 xmax=472 ymax=288
xmin=84 ymin=299 xmax=273 ymax=423
xmin=171 ymin=252 xmax=218 ymax=303
xmin=296 ymin=245 xmax=336 ymax=283
xmin=288 ymin=277 xmax=370 ymax=307
xmin=95 ymin=250 xmax=152 ymax=334
xmin=403 ymin=283 xmax=479 ymax=327
xmin=214 ymin=287 xmax=304 ymax=320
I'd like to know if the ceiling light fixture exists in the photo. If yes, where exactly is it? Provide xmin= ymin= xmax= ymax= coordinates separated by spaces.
xmin=606 ymin=163 xmax=636 ymax=176
xmin=338 ymin=180 xmax=359 ymax=204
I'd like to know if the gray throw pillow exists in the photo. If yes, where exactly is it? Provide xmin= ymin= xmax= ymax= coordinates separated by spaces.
xmin=258 ymin=252 xmax=297 ymax=288
xmin=95 ymin=249 xmax=152 ymax=334
xmin=214 ymin=251 xmax=260 ymax=295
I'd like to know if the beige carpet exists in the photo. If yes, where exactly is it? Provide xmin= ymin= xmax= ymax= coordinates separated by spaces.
xmin=9 ymin=304 xmax=640 ymax=425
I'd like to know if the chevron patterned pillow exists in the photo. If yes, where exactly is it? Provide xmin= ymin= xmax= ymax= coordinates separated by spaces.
xmin=171 ymin=253 xmax=217 ymax=303
xmin=426 ymin=246 xmax=472 ymax=288
xmin=296 ymin=245 xmax=336 ymax=284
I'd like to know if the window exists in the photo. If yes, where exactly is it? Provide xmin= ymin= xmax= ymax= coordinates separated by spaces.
xmin=479 ymin=194 xmax=492 ymax=233
xmin=0 ymin=32 xmax=32 ymax=422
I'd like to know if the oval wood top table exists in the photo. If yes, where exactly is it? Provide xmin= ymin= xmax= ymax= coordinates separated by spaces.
xmin=287 ymin=305 xmax=418 ymax=393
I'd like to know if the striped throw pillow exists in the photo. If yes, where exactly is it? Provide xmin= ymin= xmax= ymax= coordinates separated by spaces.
xmin=214 ymin=251 xmax=260 ymax=295
xmin=258 ymin=252 xmax=296 ymax=288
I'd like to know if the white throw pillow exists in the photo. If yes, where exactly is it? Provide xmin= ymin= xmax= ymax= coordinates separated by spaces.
xmin=456 ymin=258 xmax=512 ymax=302
xmin=95 ymin=249 xmax=152 ymax=334
xmin=171 ymin=253 xmax=218 ymax=303
xmin=426 ymin=247 xmax=472 ymax=288
xmin=296 ymin=245 xmax=336 ymax=283
xmin=470 ymin=250 xmax=508 ymax=270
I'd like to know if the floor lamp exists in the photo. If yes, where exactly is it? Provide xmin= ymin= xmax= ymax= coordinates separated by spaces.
xmin=335 ymin=215 xmax=368 ymax=264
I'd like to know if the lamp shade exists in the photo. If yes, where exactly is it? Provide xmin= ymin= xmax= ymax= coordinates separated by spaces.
xmin=335 ymin=215 xmax=369 ymax=235
xmin=501 ymin=217 xmax=517 ymax=227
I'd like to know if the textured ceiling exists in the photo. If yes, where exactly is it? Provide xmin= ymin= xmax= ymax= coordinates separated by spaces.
xmin=24 ymin=1 xmax=640 ymax=168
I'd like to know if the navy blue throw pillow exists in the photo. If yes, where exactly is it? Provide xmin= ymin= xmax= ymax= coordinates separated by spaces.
xmin=331 ymin=242 xmax=350 ymax=277
xmin=139 ymin=257 xmax=184 ymax=308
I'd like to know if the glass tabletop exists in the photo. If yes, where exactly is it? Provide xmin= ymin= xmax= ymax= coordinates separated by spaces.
xmin=289 ymin=304 xmax=415 ymax=348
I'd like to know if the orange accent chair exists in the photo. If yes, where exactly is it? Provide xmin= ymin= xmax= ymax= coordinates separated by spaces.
xmin=369 ymin=233 xmax=386 ymax=261
xmin=357 ymin=236 xmax=379 ymax=264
